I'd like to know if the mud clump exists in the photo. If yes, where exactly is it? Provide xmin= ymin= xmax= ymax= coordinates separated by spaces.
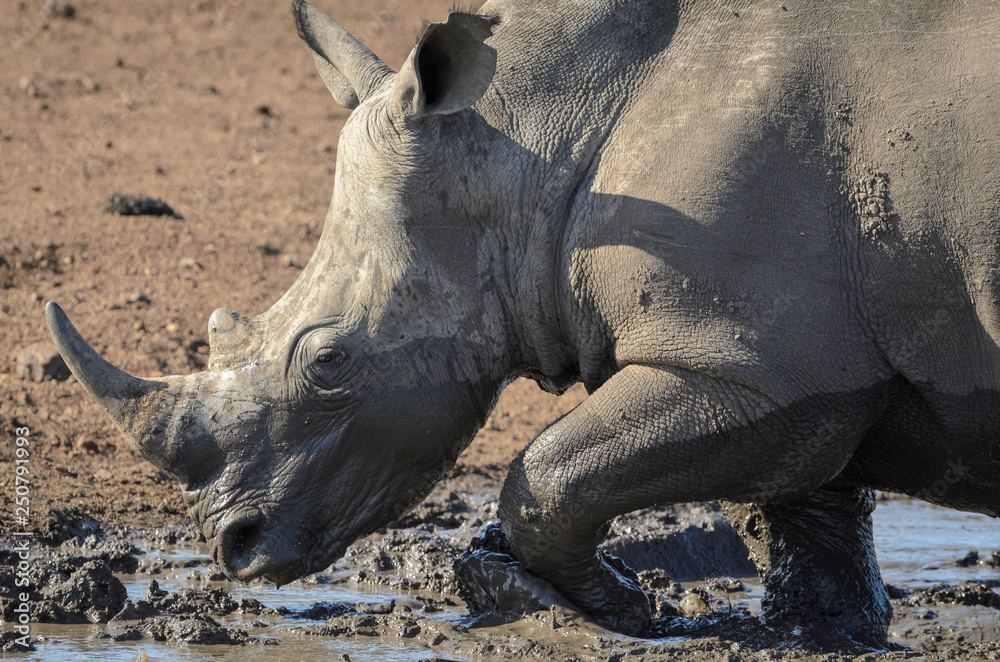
xmin=958 ymin=550 xmax=1000 ymax=569
xmin=277 ymin=601 xmax=353 ymax=620
xmin=126 ymin=579 xmax=273 ymax=617
xmin=98 ymin=581 xmax=277 ymax=646
xmin=302 ymin=601 xmax=466 ymax=647
xmin=32 ymin=508 xmax=105 ymax=546
xmin=903 ymin=582 xmax=1000 ymax=609
xmin=393 ymin=491 xmax=474 ymax=530
xmin=98 ymin=613 xmax=276 ymax=646
xmin=134 ymin=554 xmax=211 ymax=575
xmin=60 ymin=535 xmax=143 ymax=573
xmin=345 ymin=528 xmax=464 ymax=593
xmin=103 ymin=193 xmax=183 ymax=219
xmin=0 ymin=554 xmax=126 ymax=624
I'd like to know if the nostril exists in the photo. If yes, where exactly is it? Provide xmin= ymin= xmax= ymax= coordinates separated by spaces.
xmin=232 ymin=521 xmax=260 ymax=560
xmin=220 ymin=512 xmax=264 ymax=574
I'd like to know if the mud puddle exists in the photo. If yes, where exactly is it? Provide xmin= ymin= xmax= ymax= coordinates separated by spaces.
xmin=872 ymin=498 xmax=999 ymax=587
xmin=9 ymin=622 xmax=439 ymax=661
xmin=3 ymin=494 xmax=998 ymax=661
xmin=871 ymin=499 xmax=1000 ymax=655
xmin=8 ymin=538 xmax=473 ymax=660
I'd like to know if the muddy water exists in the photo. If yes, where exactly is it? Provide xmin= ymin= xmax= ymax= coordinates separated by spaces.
xmin=872 ymin=498 xmax=998 ymax=588
xmin=24 ymin=541 xmax=470 ymax=661
xmin=4 ymin=497 xmax=997 ymax=661
xmin=19 ymin=622 xmax=438 ymax=661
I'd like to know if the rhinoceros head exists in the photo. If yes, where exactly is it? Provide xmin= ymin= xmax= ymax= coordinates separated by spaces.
xmin=47 ymin=1 xmax=511 ymax=584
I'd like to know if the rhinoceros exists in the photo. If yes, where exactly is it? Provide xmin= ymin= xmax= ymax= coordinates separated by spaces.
xmin=47 ymin=0 xmax=998 ymax=648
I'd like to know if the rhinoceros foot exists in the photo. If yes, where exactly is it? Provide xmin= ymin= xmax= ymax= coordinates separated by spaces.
xmin=455 ymin=522 xmax=651 ymax=636
xmin=722 ymin=486 xmax=894 ymax=652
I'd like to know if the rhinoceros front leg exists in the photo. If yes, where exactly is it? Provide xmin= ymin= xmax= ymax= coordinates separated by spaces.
xmin=493 ymin=364 xmax=878 ymax=637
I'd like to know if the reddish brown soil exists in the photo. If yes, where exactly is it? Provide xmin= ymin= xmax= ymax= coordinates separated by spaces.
xmin=0 ymin=0 xmax=586 ymax=538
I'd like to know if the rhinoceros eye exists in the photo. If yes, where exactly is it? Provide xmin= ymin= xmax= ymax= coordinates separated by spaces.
xmin=298 ymin=331 xmax=353 ymax=391
xmin=316 ymin=348 xmax=346 ymax=366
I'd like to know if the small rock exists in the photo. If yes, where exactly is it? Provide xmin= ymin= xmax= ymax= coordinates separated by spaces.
xmin=679 ymin=592 xmax=710 ymax=617
xmin=178 ymin=257 xmax=202 ymax=270
xmin=125 ymin=291 xmax=151 ymax=306
xmin=15 ymin=341 xmax=71 ymax=382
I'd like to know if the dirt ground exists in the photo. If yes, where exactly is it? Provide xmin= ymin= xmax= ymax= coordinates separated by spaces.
xmin=0 ymin=0 xmax=587 ymax=539
xmin=2 ymin=2 xmax=999 ymax=661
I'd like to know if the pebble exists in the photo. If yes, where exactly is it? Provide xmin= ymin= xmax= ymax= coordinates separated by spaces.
xmin=679 ymin=593 xmax=710 ymax=617
xmin=125 ymin=291 xmax=151 ymax=306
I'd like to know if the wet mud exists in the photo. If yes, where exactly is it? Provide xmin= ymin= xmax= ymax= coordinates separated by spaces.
xmin=3 ymin=483 xmax=998 ymax=660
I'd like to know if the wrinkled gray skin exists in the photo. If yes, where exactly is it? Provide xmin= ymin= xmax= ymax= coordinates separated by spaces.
xmin=48 ymin=0 xmax=1000 ymax=649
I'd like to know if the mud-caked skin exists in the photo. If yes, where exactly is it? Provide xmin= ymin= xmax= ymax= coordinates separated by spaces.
xmin=47 ymin=0 xmax=999 ymax=648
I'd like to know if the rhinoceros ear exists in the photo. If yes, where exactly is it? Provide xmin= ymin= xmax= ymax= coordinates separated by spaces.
xmin=293 ymin=0 xmax=394 ymax=109
xmin=392 ymin=12 xmax=499 ymax=117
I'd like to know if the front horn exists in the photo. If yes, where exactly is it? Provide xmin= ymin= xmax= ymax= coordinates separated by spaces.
xmin=45 ymin=301 xmax=169 ymax=456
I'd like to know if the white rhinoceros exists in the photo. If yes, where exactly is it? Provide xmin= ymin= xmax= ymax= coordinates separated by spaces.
xmin=48 ymin=0 xmax=999 ymax=648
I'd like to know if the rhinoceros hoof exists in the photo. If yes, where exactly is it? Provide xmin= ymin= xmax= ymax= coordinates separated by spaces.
xmin=455 ymin=523 xmax=651 ymax=637
xmin=455 ymin=522 xmax=584 ymax=616
xmin=570 ymin=549 xmax=652 ymax=637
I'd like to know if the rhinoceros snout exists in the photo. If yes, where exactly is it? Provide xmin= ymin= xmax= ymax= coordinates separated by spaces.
xmin=216 ymin=511 xmax=308 ymax=585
